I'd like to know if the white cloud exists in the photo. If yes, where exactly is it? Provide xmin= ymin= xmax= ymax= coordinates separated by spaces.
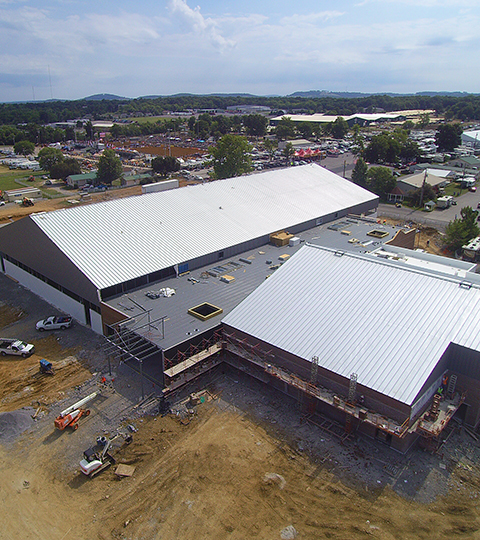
xmin=0 ymin=0 xmax=480 ymax=100
xmin=168 ymin=0 xmax=235 ymax=51
xmin=279 ymin=11 xmax=345 ymax=25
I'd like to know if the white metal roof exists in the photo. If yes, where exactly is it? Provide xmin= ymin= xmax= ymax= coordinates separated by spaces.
xmin=398 ymin=172 xmax=446 ymax=189
xmin=29 ymin=164 xmax=377 ymax=290
xmin=222 ymin=244 xmax=480 ymax=406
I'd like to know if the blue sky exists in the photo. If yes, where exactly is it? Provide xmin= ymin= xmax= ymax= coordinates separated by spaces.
xmin=1 ymin=0 xmax=479 ymax=102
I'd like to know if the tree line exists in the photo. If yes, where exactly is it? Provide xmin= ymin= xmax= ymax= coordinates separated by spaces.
xmin=1 ymin=94 xmax=480 ymax=128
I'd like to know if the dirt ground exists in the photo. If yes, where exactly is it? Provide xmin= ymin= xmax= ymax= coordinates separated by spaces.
xmin=379 ymin=217 xmax=445 ymax=256
xmin=0 ymin=303 xmax=92 ymax=412
xmin=2 ymin=388 xmax=480 ymax=540
xmin=0 ymin=185 xmax=143 ymax=223
xmin=1 ymin=279 xmax=479 ymax=540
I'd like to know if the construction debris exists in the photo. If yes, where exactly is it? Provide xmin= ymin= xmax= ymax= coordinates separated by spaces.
xmin=115 ymin=464 xmax=136 ymax=477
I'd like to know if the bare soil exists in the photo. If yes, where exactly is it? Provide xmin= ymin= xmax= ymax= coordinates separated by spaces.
xmin=0 ymin=185 xmax=143 ymax=223
xmin=380 ymin=217 xmax=445 ymax=256
xmin=1 ymin=394 xmax=480 ymax=540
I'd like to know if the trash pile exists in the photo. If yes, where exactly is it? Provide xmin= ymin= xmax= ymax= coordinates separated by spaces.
xmin=145 ymin=287 xmax=176 ymax=299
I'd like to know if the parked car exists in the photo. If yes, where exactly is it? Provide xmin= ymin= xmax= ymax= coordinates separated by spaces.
xmin=36 ymin=315 xmax=73 ymax=331
xmin=0 ymin=338 xmax=35 ymax=357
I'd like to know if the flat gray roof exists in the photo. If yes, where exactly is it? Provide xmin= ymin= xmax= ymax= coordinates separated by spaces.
xmin=105 ymin=217 xmax=408 ymax=353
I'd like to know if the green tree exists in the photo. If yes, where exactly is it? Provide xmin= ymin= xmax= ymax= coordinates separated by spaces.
xmin=409 ymin=183 xmax=436 ymax=207
xmin=283 ymin=142 xmax=295 ymax=164
xmin=363 ymin=134 xmax=390 ymax=163
xmin=351 ymin=157 xmax=368 ymax=188
xmin=208 ymin=135 xmax=253 ymax=179
xmin=274 ymin=117 xmax=296 ymax=140
xmin=366 ymin=166 xmax=396 ymax=199
xmin=435 ymin=123 xmax=463 ymax=152
xmin=417 ymin=113 xmax=430 ymax=128
xmin=85 ymin=121 xmax=94 ymax=140
xmin=243 ymin=115 xmax=268 ymax=137
xmin=330 ymin=117 xmax=349 ymax=139
xmin=444 ymin=207 xmax=480 ymax=252
xmin=297 ymin=122 xmax=315 ymax=139
xmin=14 ymin=140 xmax=35 ymax=156
xmin=399 ymin=140 xmax=421 ymax=163
xmin=38 ymin=147 xmax=64 ymax=171
xmin=97 ymin=149 xmax=123 ymax=184
xmin=50 ymin=158 xmax=81 ymax=180
xmin=65 ymin=126 xmax=76 ymax=141
xmin=188 ymin=116 xmax=196 ymax=132
xmin=151 ymin=156 xmax=180 ymax=177
xmin=264 ymin=139 xmax=278 ymax=160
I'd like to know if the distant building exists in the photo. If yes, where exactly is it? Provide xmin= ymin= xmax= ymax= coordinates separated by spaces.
xmin=452 ymin=155 xmax=480 ymax=170
xmin=462 ymin=129 xmax=480 ymax=150
xmin=66 ymin=172 xmax=97 ymax=189
xmin=396 ymin=171 xmax=449 ymax=195
xmin=5 ymin=187 xmax=41 ymax=202
xmin=226 ymin=105 xmax=271 ymax=114
xmin=270 ymin=112 xmax=405 ymax=128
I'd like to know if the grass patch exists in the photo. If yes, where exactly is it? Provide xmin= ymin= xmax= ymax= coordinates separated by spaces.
xmin=0 ymin=165 xmax=44 ymax=192
xmin=443 ymin=182 xmax=471 ymax=198
xmin=125 ymin=115 xmax=171 ymax=124
xmin=40 ymin=188 xmax=65 ymax=199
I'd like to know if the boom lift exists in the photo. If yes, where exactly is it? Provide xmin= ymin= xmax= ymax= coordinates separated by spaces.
xmin=54 ymin=392 xmax=97 ymax=431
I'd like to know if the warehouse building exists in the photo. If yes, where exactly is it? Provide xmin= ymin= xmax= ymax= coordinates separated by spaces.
xmin=222 ymin=244 xmax=480 ymax=452
xmin=2 ymin=162 xmax=478 ymax=451
xmin=0 ymin=163 xmax=378 ymax=337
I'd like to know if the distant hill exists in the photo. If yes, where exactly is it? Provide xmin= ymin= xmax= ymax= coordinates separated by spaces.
xmin=289 ymin=90 xmax=477 ymax=99
xmin=84 ymin=93 xmax=129 ymax=101
xmin=136 ymin=92 xmax=264 ymax=99
xmin=289 ymin=90 xmax=372 ymax=99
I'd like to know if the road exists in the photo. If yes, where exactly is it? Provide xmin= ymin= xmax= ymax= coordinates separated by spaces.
xmin=320 ymin=152 xmax=356 ymax=179
xmin=378 ymin=188 xmax=480 ymax=232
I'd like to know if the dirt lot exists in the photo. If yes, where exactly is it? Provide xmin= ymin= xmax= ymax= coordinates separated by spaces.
xmin=378 ymin=217 xmax=445 ymax=256
xmin=0 ymin=185 xmax=143 ymax=223
xmin=2 ymin=382 xmax=480 ymax=540
xmin=1 ymin=275 xmax=480 ymax=540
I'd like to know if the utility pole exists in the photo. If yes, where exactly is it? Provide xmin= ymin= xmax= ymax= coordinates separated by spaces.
xmin=419 ymin=170 xmax=427 ymax=208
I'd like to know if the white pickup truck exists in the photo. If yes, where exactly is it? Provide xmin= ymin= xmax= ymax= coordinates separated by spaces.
xmin=0 ymin=339 xmax=35 ymax=358
xmin=36 ymin=316 xmax=73 ymax=331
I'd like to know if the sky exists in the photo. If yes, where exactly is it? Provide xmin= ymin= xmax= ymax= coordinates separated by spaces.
xmin=1 ymin=0 xmax=479 ymax=102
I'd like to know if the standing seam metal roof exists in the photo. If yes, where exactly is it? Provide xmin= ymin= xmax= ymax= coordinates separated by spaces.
xmin=29 ymin=164 xmax=377 ymax=290
xmin=222 ymin=244 xmax=480 ymax=406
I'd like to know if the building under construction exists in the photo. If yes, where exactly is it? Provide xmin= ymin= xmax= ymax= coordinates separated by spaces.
xmin=0 ymin=162 xmax=478 ymax=451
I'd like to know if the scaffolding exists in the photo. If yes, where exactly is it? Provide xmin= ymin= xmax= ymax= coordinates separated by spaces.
xmin=222 ymin=332 xmax=410 ymax=438
xmin=105 ymin=323 xmax=466 ymax=445
xmin=415 ymin=391 xmax=466 ymax=439
xmin=162 ymin=330 xmax=225 ymax=393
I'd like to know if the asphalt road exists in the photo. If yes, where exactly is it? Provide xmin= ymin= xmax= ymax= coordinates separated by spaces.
xmin=378 ymin=188 xmax=480 ymax=230
xmin=320 ymin=152 xmax=356 ymax=179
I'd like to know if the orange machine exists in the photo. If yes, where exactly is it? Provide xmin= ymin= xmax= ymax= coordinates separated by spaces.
xmin=54 ymin=392 xmax=97 ymax=431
